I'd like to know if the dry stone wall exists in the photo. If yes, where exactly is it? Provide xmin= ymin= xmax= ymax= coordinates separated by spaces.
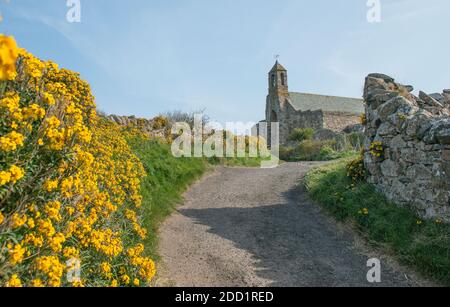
xmin=363 ymin=73 xmax=450 ymax=221
xmin=106 ymin=115 xmax=169 ymax=139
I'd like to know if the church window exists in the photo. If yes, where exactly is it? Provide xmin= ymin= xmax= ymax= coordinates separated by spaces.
xmin=281 ymin=73 xmax=285 ymax=86
xmin=271 ymin=74 xmax=276 ymax=87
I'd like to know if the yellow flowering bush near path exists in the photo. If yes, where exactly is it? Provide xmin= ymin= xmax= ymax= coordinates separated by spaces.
xmin=0 ymin=35 xmax=155 ymax=287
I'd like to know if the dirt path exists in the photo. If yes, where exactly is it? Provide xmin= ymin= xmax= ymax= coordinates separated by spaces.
xmin=157 ymin=162 xmax=431 ymax=287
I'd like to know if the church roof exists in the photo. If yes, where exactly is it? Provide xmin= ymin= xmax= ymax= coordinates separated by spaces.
xmin=269 ymin=61 xmax=287 ymax=73
xmin=288 ymin=92 xmax=364 ymax=114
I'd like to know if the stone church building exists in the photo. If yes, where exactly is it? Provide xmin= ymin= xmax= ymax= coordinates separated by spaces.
xmin=262 ymin=61 xmax=364 ymax=145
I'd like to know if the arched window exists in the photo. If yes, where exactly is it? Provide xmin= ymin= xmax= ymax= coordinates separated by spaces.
xmin=281 ymin=73 xmax=285 ymax=86
xmin=271 ymin=74 xmax=276 ymax=87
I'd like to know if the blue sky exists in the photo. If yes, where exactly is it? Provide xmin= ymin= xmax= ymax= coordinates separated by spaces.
xmin=1 ymin=0 xmax=450 ymax=123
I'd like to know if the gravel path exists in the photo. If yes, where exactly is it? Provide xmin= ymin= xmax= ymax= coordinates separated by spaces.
xmin=158 ymin=162 xmax=431 ymax=287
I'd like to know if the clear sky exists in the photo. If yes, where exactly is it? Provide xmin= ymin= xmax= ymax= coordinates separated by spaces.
xmin=1 ymin=0 xmax=450 ymax=123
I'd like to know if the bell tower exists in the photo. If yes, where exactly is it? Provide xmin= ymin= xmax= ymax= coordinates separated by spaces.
xmin=268 ymin=61 xmax=289 ymax=97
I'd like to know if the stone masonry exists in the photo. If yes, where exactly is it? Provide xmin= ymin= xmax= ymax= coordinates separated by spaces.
xmin=363 ymin=73 xmax=450 ymax=221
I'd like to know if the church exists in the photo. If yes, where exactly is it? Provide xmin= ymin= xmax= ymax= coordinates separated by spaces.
xmin=261 ymin=61 xmax=364 ymax=145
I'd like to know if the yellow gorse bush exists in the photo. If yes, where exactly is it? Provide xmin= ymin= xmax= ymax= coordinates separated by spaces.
xmin=0 ymin=35 xmax=155 ymax=287
xmin=0 ymin=35 xmax=19 ymax=81
xmin=346 ymin=155 xmax=366 ymax=183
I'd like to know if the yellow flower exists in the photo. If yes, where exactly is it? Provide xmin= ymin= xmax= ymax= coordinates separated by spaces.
xmin=45 ymin=116 xmax=61 ymax=128
xmin=0 ymin=171 xmax=11 ymax=186
xmin=0 ymin=92 xmax=20 ymax=112
xmin=37 ymin=218 xmax=56 ymax=237
xmin=23 ymin=233 xmax=44 ymax=248
xmin=43 ymin=179 xmax=58 ymax=192
xmin=31 ymin=279 xmax=45 ymax=287
xmin=9 ymin=165 xmax=25 ymax=183
xmin=110 ymin=280 xmax=119 ymax=287
xmin=37 ymin=138 xmax=44 ymax=146
xmin=0 ymin=131 xmax=25 ymax=152
xmin=27 ymin=217 xmax=36 ymax=229
xmin=49 ymin=232 xmax=66 ymax=252
xmin=6 ymin=274 xmax=22 ymax=288
xmin=44 ymin=201 xmax=62 ymax=221
xmin=0 ymin=35 xmax=19 ymax=81
xmin=43 ymin=92 xmax=56 ymax=105
xmin=8 ymin=244 xmax=26 ymax=265
xmin=35 ymin=256 xmax=64 ymax=287
xmin=11 ymin=213 xmax=27 ymax=229
xmin=22 ymin=103 xmax=46 ymax=121
xmin=101 ymin=262 xmax=111 ymax=274
xmin=72 ymin=281 xmax=85 ymax=287
xmin=0 ymin=211 xmax=4 ymax=224
xmin=133 ymin=278 xmax=140 ymax=286
xmin=63 ymin=247 xmax=80 ymax=259
xmin=121 ymin=274 xmax=131 ymax=285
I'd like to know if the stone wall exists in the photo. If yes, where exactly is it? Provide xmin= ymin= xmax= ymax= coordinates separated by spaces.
xmin=363 ymin=73 xmax=450 ymax=221
xmin=106 ymin=115 xmax=168 ymax=139
xmin=281 ymin=109 xmax=323 ymax=145
xmin=323 ymin=111 xmax=361 ymax=132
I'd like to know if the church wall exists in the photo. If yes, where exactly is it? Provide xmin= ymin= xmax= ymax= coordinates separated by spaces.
xmin=323 ymin=112 xmax=361 ymax=132
xmin=282 ymin=105 xmax=324 ymax=144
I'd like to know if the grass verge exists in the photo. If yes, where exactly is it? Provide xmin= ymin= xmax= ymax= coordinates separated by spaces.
xmin=304 ymin=159 xmax=450 ymax=286
xmin=127 ymin=137 xmax=208 ymax=261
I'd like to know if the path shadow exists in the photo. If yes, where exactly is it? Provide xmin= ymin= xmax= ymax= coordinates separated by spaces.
xmin=178 ymin=185 xmax=409 ymax=287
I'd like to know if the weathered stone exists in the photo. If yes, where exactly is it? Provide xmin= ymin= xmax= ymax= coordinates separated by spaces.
xmin=424 ymin=118 xmax=450 ymax=144
xmin=378 ymin=96 xmax=414 ymax=121
xmin=365 ymin=88 xmax=390 ymax=102
xmin=367 ymin=73 xmax=395 ymax=83
xmin=370 ymin=91 xmax=400 ymax=109
xmin=430 ymin=93 xmax=446 ymax=103
xmin=380 ymin=160 xmax=400 ymax=177
xmin=405 ymin=85 xmax=414 ymax=93
xmin=443 ymin=150 xmax=450 ymax=162
xmin=377 ymin=122 xmax=398 ymax=136
xmin=342 ymin=124 xmax=364 ymax=134
xmin=406 ymin=164 xmax=432 ymax=180
xmin=405 ymin=111 xmax=433 ymax=139
xmin=419 ymin=91 xmax=444 ymax=108
xmin=390 ymin=135 xmax=407 ymax=149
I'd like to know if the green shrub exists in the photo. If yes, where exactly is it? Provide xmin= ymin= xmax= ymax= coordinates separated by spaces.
xmin=347 ymin=133 xmax=365 ymax=151
xmin=346 ymin=155 xmax=367 ymax=182
xmin=279 ymin=146 xmax=296 ymax=161
xmin=317 ymin=145 xmax=336 ymax=160
xmin=288 ymin=128 xmax=315 ymax=142
xmin=297 ymin=140 xmax=329 ymax=161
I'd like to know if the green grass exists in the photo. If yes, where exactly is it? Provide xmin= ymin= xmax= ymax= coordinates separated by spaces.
xmin=207 ymin=156 xmax=268 ymax=167
xmin=127 ymin=137 xmax=209 ymax=260
xmin=304 ymin=159 xmax=450 ymax=286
